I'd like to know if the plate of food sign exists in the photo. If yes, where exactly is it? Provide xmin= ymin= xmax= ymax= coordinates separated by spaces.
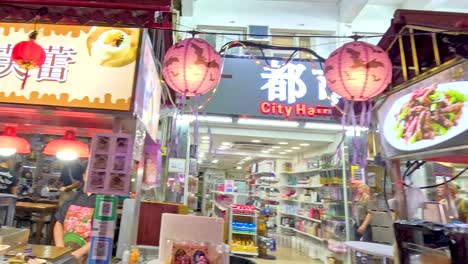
xmin=384 ymin=81 xmax=468 ymax=151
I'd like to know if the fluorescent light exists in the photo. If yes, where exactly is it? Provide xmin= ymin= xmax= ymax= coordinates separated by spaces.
xmin=292 ymin=147 xmax=300 ymax=150
xmin=279 ymin=142 xmax=288 ymax=145
xmin=261 ymin=150 xmax=270 ymax=154
xmin=236 ymin=166 xmax=242 ymax=170
xmin=201 ymin=140 xmax=210 ymax=144
xmin=272 ymin=146 xmax=281 ymax=149
xmin=244 ymin=157 xmax=252 ymax=161
xmin=238 ymin=118 xmax=299 ymax=127
xmin=211 ymin=159 xmax=219 ymax=164
xmin=202 ymin=136 xmax=210 ymax=140
xmin=300 ymin=143 xmax=310 ymax=146
xmin=180 ymin=115 xmax=232 ymax=123
xmin=251 ymin=139 xmax=261 ymax=143
xmin=237 ymin=161 xmax=245 ymax=165
xmin=279 ymin=152 xmax=287 ymax=154
xmin=304 ymin=122 xmax=343 ymax=130
xmin=268 ymin=149 xmax=274 ymax=151
xmin=285 ymin=150 xmax=293 ymax=153
xmin=222 ymin=142 xmax=232 ymax=146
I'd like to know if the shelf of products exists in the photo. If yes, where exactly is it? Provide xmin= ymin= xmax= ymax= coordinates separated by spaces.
xmin=229 ymin=204 xmax=259 ymax=256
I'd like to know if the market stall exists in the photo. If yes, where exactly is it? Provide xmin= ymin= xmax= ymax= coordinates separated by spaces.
xmin=0 ymin=17 xmax=164 ymax=263
xmin=376 ymin=9 xmax=468 ymax=264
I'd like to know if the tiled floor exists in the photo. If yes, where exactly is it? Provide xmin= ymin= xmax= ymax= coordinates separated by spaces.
xmin=254 ymin=247 xmax=323 ymax=264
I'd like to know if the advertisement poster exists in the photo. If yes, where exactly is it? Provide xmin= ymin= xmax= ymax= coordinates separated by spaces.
xmin=224 ymin=180 xmax=234 ymax=193
xmin=168 ymin=158 xmax=186 ymax=173
xmin=377 ymin=60 xmax=468 ymax=158
xmin=134 ymin=32 xmax=161 ymax=141
xmin=0 ymin=23 xmax=140 ymax=110
xmin=85 ymin=133 xmax=134 ymax=195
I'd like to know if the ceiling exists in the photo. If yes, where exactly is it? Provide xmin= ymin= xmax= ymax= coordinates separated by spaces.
xmin=194 ymin=122 xmax=340 ymax=171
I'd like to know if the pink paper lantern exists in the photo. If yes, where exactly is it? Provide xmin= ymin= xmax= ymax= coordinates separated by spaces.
xmin=324 ymin=41 xmax=392 ymax=101
xmin=163 ymin=38 xmax=222 ymax=97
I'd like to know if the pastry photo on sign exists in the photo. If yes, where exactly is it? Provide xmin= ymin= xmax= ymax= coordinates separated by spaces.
xmin=115 ymin=137 xmax=129 ymax=154
xmin=96 ymin=136 xmax=110 ymax=152
xmin=93 ymin=154 xmax=108 ymax=169
xmin=87 ymin=27 xmax=139 ymax=67
xmin=90 ymin=171 xmax=105 ymax=188
xmin=109 ymin=173 xmax=125 ymax=190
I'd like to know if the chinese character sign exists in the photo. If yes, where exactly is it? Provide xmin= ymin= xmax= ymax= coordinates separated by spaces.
xmin=0 ymin=23 xmax=140 ymax=111
xmin=260 ymin=60 xmax=340 ymax=106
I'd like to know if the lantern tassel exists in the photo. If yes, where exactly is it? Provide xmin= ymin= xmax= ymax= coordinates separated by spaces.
xmin=21 ymin=69 xmax=29 ymax=90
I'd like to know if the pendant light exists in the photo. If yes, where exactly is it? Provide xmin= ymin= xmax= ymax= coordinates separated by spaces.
xmin=43 ymin=130 xmax=89 ymax=161
xmin=0 ymin=126 xmax=31 ymax=156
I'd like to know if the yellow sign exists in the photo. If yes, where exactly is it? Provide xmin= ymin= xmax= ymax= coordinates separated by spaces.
xmin=0 ymin=23 xmax=140 ymax=111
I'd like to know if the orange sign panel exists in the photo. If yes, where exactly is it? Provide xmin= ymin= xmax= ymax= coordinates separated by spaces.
xmin=0 ymin=23 xmax=140 ymax=111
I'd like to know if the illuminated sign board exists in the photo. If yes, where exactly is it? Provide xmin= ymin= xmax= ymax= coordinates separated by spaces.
xmin=0 ymin=23 xmax=140 ymax=111
xmin=201 ymin=57 xmax=339 ymax=120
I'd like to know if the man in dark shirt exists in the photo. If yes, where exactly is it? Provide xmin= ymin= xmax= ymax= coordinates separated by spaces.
xmin=0 ymin=159 xmax=18 ymax=194
xmin=54 ymin=170 xmax=96 ymax=262
xmin=58 ymin=162 xmax=84 ymax=205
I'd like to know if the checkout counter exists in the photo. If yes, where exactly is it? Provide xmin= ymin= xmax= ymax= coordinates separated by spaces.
xmin=0 ymin=227 xmax=78 ymax=264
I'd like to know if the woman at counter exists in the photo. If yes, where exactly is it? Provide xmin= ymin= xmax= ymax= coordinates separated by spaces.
xmin=54 ymin=167 xmax=96 ymax=263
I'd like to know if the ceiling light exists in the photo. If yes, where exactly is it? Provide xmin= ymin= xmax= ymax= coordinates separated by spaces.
xmin=292 ymin=147 xmax=300 ymax=150
xmin=279 ymin=142 xmax=288 ymax=145
xmin=237 ymin=161 xmax=245 ymax=165
xmin=211 ymin=159 xmax=219 ymax=164
xmin=261 ymin=150 xmax=270 ymax=154
xmin=0 ymin=126 xmax=30 ymax=156
xmin=304 ymin=122 xmax=343 ymax=130
xmin=202 ymin=136 xmax=210 ymax=140
xmin=300 ymin=143 xmax=310 ymax=146
xmin=180 ymin=115 xmax=232 ymax=123
xmin=272 ymin=146 xmax=281 ymax=149
xmin=251 ymin=139 xmax=261 ymax=143
xmin=285 ymin=150 xmax=293 ymax=153
xmin=238 ymin=118 xmax=299 ymax=127
xmin=201 ymin=140 xmax=210 ymax=144
xmin=279 ymin=152 xmax=287 ymax=154
xmin=236 ymin=166 xmax=242 ymax=170
xmin=222 ymin=142 xmax=232 ymax=146
xmin=244 ymin=157 xmax=252 ymax=161
xmin=268 ymin=149 xmax=274 ymax=151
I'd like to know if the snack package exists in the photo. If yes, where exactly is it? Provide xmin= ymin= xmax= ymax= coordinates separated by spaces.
xmin=171 ymin=242 xmax=191 ymax=264
xmin=191 ymin=243 xmax=209 ymax=264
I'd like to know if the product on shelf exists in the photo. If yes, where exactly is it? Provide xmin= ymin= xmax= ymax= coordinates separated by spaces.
xmin=230 ymin=239 xmax=257 ymax=253
xmin=232 ymin=222 xmax=257 ymax=234
xmin=230 ymin=204 xmax=255 ymax=215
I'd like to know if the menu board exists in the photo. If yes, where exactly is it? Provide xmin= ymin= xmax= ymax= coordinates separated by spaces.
xmin=85 ymin=133 xmax=134 ymax=195
xmin=377 ymin=61 xmax=468 ymax=159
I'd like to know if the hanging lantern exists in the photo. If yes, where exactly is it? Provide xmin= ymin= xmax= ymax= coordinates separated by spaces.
xmin=324 ymin=41 xmax=392 ymax=101
xmin=162 ymin=38 xmax=222 ymax=96
xmin=43 ymin=130 xmax=89 ymax=161
xmin=0 ymin=126 xmax=31 ymax=156
xmin=12 ymin=31 xmax=46 ymax=89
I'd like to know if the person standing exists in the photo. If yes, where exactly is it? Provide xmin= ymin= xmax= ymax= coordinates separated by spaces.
xmin=437 ymin=183 xmax=468 ymax=223
xmin=0 ymin=158 xmax=18 ymax=194
xmin=58 ymin=161 xmax=84 ymax=205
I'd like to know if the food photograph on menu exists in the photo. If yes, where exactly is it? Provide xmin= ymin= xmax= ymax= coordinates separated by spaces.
xmin=377 ymin=61 xmax=468 ymax=157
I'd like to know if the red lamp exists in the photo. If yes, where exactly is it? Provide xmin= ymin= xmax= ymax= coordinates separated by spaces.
xmin=12 ymin=31 xmax=46 ymax=89
xmin=0 ymin=126 xmax=31 ymax=156
xmin=43 ymin=130 xmax=89 ymax=161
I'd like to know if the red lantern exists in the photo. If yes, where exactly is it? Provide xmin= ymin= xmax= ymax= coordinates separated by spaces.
xmin=162 ymin=38 xmax=222 ymax=97
xmin=43 ymin=130 xmax=89 ymax=161
xmin=324 ymin=41 xmax=392 ymax=101
xmin=12 ymin=31 xmax=46 ymax=89
xmin=0 ymin=126 xmax=30 ymax=156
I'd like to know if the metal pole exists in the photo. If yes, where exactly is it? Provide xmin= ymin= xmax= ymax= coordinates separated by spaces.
xmin=341 ymin=143 xmax=352 ymax=263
